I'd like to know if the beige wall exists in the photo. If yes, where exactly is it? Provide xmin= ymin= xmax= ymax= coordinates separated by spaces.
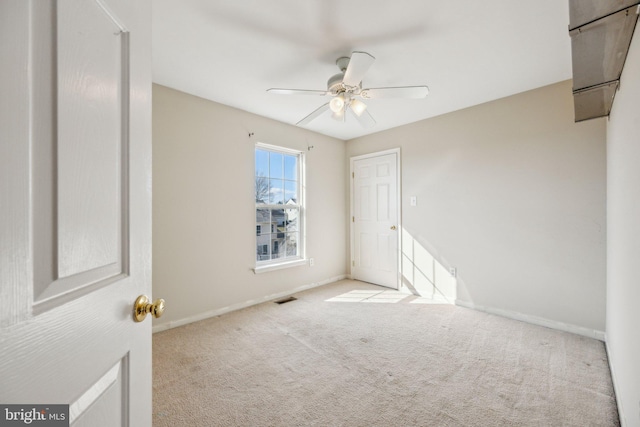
xmin=152 ymin=84 xmax=347 ymax=330
xmin=347 ymin=80 xmax=607 ymax=336
xmin=153 ymin=80 xmax=609 ymax=337
xmin=606 ymin=30 xmax=640 ymax=427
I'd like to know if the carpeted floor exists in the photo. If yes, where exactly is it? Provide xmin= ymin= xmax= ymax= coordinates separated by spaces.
xmin=153 ymin=280 xmax=619 ymax=426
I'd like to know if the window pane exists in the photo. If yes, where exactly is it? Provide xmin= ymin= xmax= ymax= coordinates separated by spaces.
xmin=284 ymin=208 xmax=298 ymax=232
xmin=284 ymin=155 xmax=297 ymax=181
xmin=271 ymin=209 xmax=286 ymax=232
xmin=255 ymin=175 xmax=269 ymax=204
xmin=284 ymin=180 xmax=297 ymax=204
xmin=269 ymin=179 xmax=284 ymax=204
xmin=271 ymin=235 xmax=284 ymax=259
xmin=270 ymin=152 xmax=283 ymax=180
xmin=256 ymin=242 xmax=270 ymax=261
xmin=285 ymin=232 xmax=298 ymax=257
xmin=255 ymin=149 xmax=269 ymax=177
xmin=256 ymin=209 xmax=270 ymax=261
xmin=271 ymin=208 xmax=286 ymax=260
xmin=256 ymin=208 xmax=270 ymax=223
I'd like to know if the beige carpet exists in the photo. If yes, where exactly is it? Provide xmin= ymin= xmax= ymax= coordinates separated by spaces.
xmin=153 ymin=280 xmax=619 ymax=426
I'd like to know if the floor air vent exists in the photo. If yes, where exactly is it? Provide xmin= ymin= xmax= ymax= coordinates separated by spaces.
xmin=274 ymin=296 xmax=297 ymax=304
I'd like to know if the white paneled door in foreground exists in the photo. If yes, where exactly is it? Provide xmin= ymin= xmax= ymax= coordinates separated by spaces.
xmin=0 ymin=0 xmax=153 ymax=425
xmin=351 ymin=150 xmax=400 ymax=289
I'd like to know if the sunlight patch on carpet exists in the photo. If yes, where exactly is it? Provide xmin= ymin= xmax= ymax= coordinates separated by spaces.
xmin=325 ymin=289 xmax=409 ymax=303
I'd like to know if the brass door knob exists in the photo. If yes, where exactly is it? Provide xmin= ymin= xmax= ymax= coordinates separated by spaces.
xmin=390 ymin=225 xmax=397 ymax=230
xmin=133 ymin=295 xmax=165 ymax=322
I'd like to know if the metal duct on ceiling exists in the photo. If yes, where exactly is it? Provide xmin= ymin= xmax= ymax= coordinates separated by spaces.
xmin=569 ymin=0 xmax=640 ymax=122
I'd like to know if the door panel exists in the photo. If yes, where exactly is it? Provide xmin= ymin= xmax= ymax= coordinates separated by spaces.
xmin=0 ymin=0 xmax=152 ymax=424
xmin=359 ymin=186 xmax=372 ymax=221
xmin=70 ymin=358 xmax=127 ymax=426
xmin=377 ymin=184 xmax=389 ymax=220
xmin=34 ymin=0 xmax=130 ymax=308
xmin=57 ymin=0 xmax=125 ymax=280
xmin=351 ymin=152 xmax=399 ymax=288
xmin=378 ymin=234 xmax=391 ymax=272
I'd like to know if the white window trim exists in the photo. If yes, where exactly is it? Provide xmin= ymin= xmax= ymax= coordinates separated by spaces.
xmin=254 ymin=258 xmax=308 ymax=274
xmin=254 ymin=142 xmax=306 ymax=273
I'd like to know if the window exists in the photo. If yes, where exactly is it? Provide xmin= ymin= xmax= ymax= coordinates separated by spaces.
xmin=255 ymin=143 xmax=303 ymax=267
xmin=257 ymin=244 xmax=269 ymax=261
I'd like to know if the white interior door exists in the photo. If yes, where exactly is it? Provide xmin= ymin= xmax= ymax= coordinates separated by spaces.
xmin=0 ymin=0 xmax=152 ymax=425
xmin=351 ymin=150 xmax=400 ymax=289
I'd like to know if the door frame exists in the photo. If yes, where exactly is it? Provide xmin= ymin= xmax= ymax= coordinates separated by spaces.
xmin=349 ymin=148 xmax=402 ymax=289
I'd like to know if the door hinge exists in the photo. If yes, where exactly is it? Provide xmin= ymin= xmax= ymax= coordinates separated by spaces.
xmin=352 ymin=260 xmax=355 ymax=267
xmin=352 ymin=172 xmax=354 ymax=178
xmin=352 ymin=216 xmax=354 ymax=222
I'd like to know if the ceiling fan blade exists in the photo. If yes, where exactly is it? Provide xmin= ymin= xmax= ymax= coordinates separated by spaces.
xmin=351 ymin=107 xmax=376 ymax=128
xmin=296 ymin=102 xmax=330 ymax=126
xmin=342 ymin=51 xmax=375 ymax=87
xmin=360 ymin=86 xmax=429 ymax=99
xmin=267 ymin=88 xmax=329 ymax=96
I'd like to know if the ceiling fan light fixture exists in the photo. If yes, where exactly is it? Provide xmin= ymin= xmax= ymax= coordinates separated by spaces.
xmin=331 ymin=109 xmax=345 ymax=121
xmin=350 ymin=98 xmax=367 ymax=116
xmin=329 ymin=95 xmax=346 ymax=113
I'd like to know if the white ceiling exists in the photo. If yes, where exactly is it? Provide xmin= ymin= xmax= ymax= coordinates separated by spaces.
xmin=152 ymin=0 xmax=572 ymax=141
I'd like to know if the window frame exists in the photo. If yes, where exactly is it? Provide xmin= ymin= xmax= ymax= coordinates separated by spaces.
xmin=254 ymin=142 xmax=306 ymax=273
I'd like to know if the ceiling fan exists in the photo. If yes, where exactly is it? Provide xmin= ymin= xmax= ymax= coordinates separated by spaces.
xmin=267 ymin=51 xmax=429 ymax=128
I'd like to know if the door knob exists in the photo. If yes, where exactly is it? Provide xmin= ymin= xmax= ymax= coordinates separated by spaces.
xmin=390 ymin=225 xmax=397 ymax=230
xmin=133 ymin=295 xmax=165 ymax=322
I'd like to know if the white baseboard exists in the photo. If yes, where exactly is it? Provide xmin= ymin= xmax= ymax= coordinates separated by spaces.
xmin=604 ymin=335 xmax=627 ymax=426
xmin=455 ymin=299 xmax=606 ymax=341
xmin=152 ymin=274 xmax=347 ymax=333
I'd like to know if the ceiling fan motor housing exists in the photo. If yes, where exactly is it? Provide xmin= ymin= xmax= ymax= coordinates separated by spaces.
xmin=327 ymin=74 xmax=362 ymax=95
xmin=327 ymin=73 xmax=345 ymax=93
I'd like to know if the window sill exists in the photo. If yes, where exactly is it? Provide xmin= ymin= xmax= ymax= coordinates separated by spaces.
xmin=254 ymin=258 xmax=308 ymax=274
